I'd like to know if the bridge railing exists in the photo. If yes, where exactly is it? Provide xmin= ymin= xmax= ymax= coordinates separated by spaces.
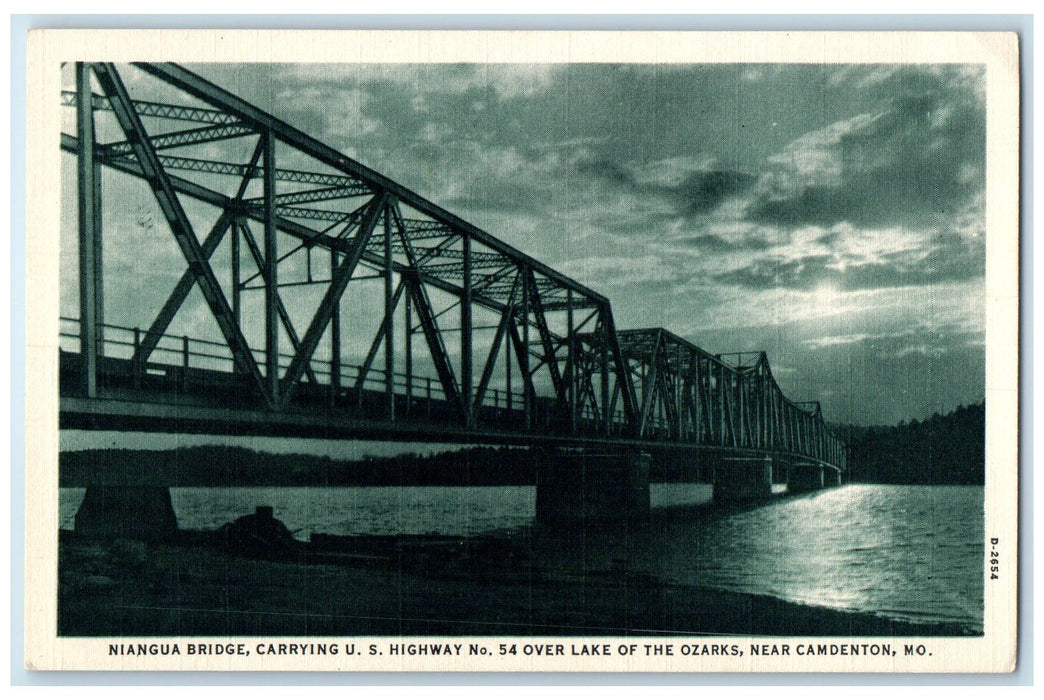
xmin=59 ymin=316 xmax=577 ymax=419
xmin=59 ymin=316 xmax=837 ymax=467
xmin=61 ymin=315 xmax=630 ymax=439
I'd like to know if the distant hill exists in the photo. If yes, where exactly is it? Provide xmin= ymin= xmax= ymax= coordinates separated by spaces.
xmin=835 ymin=401 xmax=985 ymax=485
xmin=62 ymin=401 xmax=987 ymax=487
xmin=59 ymin=444 xmax=536 ymax=488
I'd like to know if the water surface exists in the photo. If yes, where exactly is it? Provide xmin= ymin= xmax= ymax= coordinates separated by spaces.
xmin=59 ymin=483 xmax=983 ymax=631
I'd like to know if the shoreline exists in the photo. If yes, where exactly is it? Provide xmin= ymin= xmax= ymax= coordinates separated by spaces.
xmin=58 ymin=530 xmax=980 ymax=638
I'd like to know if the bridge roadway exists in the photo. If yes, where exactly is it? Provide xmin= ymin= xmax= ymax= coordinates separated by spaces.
xmin=58 ymin=62 xmax=845 ymax=535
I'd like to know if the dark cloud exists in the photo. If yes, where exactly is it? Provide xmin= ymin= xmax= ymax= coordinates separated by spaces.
xmin=836 ymin=254 xmax=983 ymax=291
xmin=575 ymin=156 xmax=756 ymax=215
xmin=444 ymin=180 xmax=550 ymax=214
xmin=575 ymin=158 xmax=635 ymax=188
xmin=674 ymin=233 xmax=773 ymax=253
xmin=677 ymin=170 xmax=758 ymax=214
xmin=747 ymin=74 xmax=985 ymax=229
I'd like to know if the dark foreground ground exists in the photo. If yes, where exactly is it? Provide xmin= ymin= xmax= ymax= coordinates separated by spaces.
xmin=58 ymin=526 xmax=975 ymax=638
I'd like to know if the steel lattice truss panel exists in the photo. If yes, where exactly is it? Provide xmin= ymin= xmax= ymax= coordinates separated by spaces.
xmin=60 ymin=62 xmax=840 ymax=467
xmin=61 ymin=62 xmax=636 ymax=441
xmin=617 ymin=328 xmax=846 ymax=468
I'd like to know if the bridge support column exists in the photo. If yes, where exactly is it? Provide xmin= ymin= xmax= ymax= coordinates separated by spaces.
xmin=787 ymin=462 xmax=825 ymax=493
xmin=713 ymin=455 xmax=773 ymax=502
xmin=536 ymin=450 xmax=650 ymax=525
xmin=74 ymin=487 xmax=178 ymax=544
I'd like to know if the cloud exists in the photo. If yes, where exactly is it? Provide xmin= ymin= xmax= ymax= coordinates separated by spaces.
xmin=274 ymin=63 xmax=560 ymax=103
xmin=746 ymin=75 xmax=986 ymax=231
xmin=558 ymin=255 xmax=678 ymax=287
xmin=803 ymin=322 xmax=978 ymax=360
xmin=672 ymin=233 xmax=773 ymax=253
xmin=574 ymin=154 xmax=757 ymax=220
xmin=717 ymin=223 xmax=984 ymax=293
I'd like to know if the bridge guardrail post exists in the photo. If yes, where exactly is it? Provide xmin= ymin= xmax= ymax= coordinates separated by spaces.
xmin=133 ymin=327 xmax=141 ymax=389
xmin=181 ymin=335 xmax=189 ymax=392
xmin=356 ymin=365 xmax=363 ymax=409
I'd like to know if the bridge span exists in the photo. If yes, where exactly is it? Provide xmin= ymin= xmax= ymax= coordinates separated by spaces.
xmin=59 ymin=62 xmax=845 ymax=533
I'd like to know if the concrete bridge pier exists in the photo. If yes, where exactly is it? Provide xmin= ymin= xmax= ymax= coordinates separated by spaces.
xmin=787 ymin=462 xmax=825 ymax=493
xmin=535 ymin=450 xmax=651 ymax=525
xmin=74 ymin=486 xmax=179 ymax=544
xmin=712 ymin=455 xmax=773 ymax=502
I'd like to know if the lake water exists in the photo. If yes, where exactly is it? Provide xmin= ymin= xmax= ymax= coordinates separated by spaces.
xmin=59 ymin=483 xmax=983 ymax=632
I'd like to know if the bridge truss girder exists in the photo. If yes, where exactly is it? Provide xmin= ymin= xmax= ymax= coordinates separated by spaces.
xmin=617 ymin=328 xmax=846 ymax=469
xmin=61 ymin=62 xmax=840 ymax=468
xmin=62 ymin=62 xmax=637 ymax=438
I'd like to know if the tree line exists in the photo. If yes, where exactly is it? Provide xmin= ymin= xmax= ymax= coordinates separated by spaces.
xmin=61 ymin=401 xmax=985 ymax=487
xmin=59 ymin=444 xmax=537 ymax=487
xmin=834 ymin=401 xmax=985 ymax=485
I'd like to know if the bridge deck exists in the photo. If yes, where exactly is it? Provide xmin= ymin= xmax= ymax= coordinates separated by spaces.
xmin=58 ymin=347 xmax=844 ymax=479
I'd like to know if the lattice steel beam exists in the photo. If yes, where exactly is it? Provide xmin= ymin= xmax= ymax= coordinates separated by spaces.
xmin=134 ymin=63 xmax=611 ymax=308
xmin=66 ymin=133 xmax=529 ymax=315
xmin=244 ymin=185 xmax=370 ymax=207
xmin=105 ymin=151 xmax=372 ymax=191
xmin=63 ymin=89 xmax=241 ymax=124
xmin=102 ymin=123 xmax=255 ymax=156
xmin=91 ymin=62 xmax=270 ymax=401
xmin=473 ymin=276 xmax=520 ymax=418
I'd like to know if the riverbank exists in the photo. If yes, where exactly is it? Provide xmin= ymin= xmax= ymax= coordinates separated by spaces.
xmin=58 ymin=530 xmax=976 ymax=638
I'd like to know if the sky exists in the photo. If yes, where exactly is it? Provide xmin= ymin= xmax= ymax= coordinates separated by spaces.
xmin=60 ymin=62 xmax=987 ymax=428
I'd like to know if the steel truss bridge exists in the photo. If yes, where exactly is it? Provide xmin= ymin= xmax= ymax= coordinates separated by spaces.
xmin=59 ymin=62 xmax=846 ymax=478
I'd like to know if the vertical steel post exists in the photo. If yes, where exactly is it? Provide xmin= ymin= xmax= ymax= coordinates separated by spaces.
xmin=76 ymin=62 xmax=99 ymax=398
xmin=521 ymin=268 xmax=532 ymax=431
xmin=693 ymin=357 xmax=702 ymax=442
xmin=92 ymin=136 xmax=104 ymax=357
xmin=676 ymin=345 xmax=683 ymax=440
xmin=330 ymin=248 xmax=341 ymax=398
xmin=262 ymin=130 xmax=279 ymax=403
xmin=600 ymin=308 xmax=610 ymax=436
xmin=182 ymin=335 xmax=190 ymax=391
xmin=383 ymin=203 xmax=395 ymax=421
xmin=461 ymin=233 xmax=473 ymax=428
xmin=566 ymin=289 xmax=575 ymax=434
xmin=132 ymin=327 xmax=141 ymax=389
xmin=765 ymin=381 xmax=771 ymax=448
xmin=714 ymin=365 xmax=722 ymax=440
xmin=404 ymin=278 xmax=412 ymax=415
xmin=231 ymin=220 xmax=241 ymax=326
xmin=505 ymin=318 xmax=512 ymax=417
xmin=739 ymin=376 xmax=748 ymax=447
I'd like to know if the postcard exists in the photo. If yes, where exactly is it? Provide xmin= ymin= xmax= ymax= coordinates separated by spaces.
xmin=23 ymin=29 xmax=1019 ymax=672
